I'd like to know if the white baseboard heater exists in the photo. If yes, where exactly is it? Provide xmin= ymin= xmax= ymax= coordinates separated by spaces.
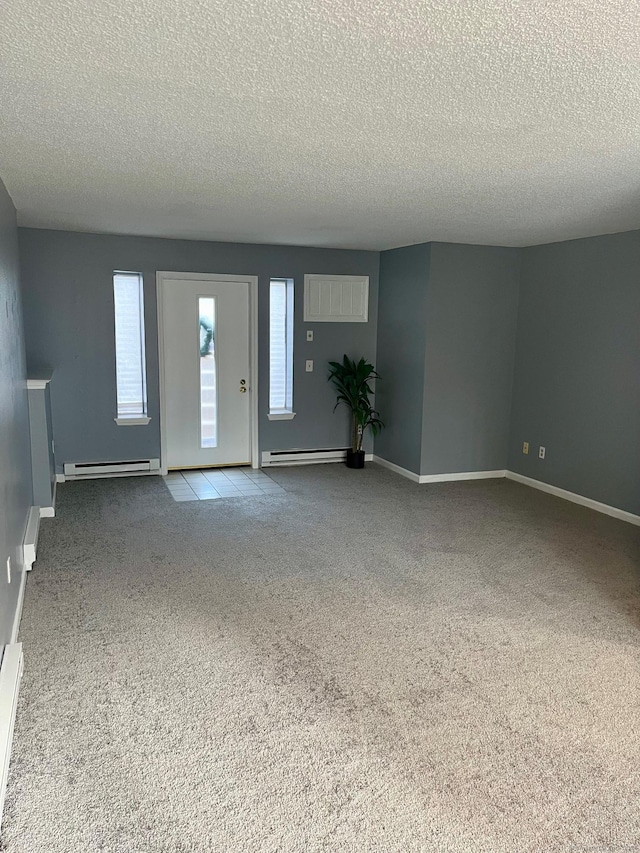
xmin=22 ymin=506 xmax=40 ymax=572
xmin=63 ymin=458 xmax=160 ymax=480
xmin=261 ymin=448 xmax=373 ymax=467
xmin=0 ymin=643 xmax=23 ymax=828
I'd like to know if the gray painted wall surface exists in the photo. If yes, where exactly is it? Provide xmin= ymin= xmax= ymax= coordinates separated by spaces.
xmin=19 ymin=229 xmax=379 ymax=470
xmin=0 ymin=179 xmax=32 ymax=645
xmin=509 ymin=230 xmax=640 ymax=515
xmin=421 ymin=243 xmax=520 ymax=475
xmin=374 ymin=243 xmax=431 ymax=473
xmin=18 ymin=226 xmax=638 ymax=515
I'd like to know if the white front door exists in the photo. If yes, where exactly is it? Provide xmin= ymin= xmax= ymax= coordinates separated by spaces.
xmin=159 ymin=274 xmax=254 ymax=469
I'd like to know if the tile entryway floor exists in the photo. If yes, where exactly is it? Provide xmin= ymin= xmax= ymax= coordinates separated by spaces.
xmin=163 ymin=467 xmax=286 ymax=502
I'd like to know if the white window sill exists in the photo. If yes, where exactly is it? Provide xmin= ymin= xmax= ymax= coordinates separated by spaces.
xmin=115 ymin=416 xmax=151 ymax=426
xmin=267 ymin=411 xmax=296 ymax=421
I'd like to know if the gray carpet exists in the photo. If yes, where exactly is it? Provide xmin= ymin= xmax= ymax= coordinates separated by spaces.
xmin=3 ymin=464 xmax=640 ymax=852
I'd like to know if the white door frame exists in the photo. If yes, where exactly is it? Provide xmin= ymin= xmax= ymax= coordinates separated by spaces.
xmin=156 ymin=271 xmax=259 ymax=474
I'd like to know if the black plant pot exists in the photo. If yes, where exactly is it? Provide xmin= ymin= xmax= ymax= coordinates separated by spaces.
xmin=346 ymin=449 xmax=365 ymax=469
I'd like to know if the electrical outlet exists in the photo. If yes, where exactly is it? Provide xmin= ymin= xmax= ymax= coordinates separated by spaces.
xmin=522 ymin=441 xmax=529 ymax=455
xmin=306 ymin=330 xmax=313 ymax=342
xmin=6 ymin=556 xmax=11 ymax=584
xmin=305 ymin=360 xmax=314 ymax=372
xmin=539 ymin=446 xmax=546 ymax=459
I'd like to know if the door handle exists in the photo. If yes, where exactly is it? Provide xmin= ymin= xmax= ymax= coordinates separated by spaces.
xmin=239 ymin=379 xmax=247 ymax=393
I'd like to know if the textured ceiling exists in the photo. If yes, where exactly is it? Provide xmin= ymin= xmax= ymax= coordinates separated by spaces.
xmin=2 ymin=0 xmax=640 ymax=250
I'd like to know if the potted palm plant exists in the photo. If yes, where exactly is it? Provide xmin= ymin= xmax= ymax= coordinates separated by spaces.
xmin=328 ymin=355 xmax=384 ymax=468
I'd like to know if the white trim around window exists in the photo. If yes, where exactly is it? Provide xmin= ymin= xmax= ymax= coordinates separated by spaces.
xmin=114 ymin=416 xmax=152 ymax=426
xmin=113 ymin=271 xmax=149 ymax=424
xmin=269 ymin=278 xmax=295 ymax=418
xmin=267 ymin=411 xmax=296 ymax=421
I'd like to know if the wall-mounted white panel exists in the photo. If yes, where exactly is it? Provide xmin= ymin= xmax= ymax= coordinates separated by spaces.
xmin=304 ymin=275 xmax=369 ymax=323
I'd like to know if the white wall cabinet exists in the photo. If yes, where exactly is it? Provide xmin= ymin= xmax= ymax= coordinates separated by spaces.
xmin=303 ymin=275 xmax=369 ymax=323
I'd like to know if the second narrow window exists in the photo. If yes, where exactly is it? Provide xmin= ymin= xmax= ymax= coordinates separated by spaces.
xmin=269 ymin=278 xmax=294 ymax=414
xmin=113 ymin=271 xmax=147 ymax=421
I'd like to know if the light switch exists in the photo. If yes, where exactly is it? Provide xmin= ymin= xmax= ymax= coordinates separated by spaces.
xmin=305 ymin=360 xmax=314 ymax=372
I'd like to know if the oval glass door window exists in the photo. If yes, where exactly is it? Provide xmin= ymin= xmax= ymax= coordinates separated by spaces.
xmin=199 ymin=297 xmax=217 ymax=448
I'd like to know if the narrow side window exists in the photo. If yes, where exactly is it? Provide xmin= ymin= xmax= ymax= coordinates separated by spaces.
xmin=113 ymin=272 xmax=148 ymax=423
xmin=269 ymin=278 xmax=294 ymax=416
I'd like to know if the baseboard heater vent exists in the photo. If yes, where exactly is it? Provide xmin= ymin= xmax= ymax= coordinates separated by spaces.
xmin=0 ymin=644 xmax=23 ymax=828
xmin=262 ymin=448 xmax=373 ymax=467
xmin=63 ymin=458 xmax=160 ymax=480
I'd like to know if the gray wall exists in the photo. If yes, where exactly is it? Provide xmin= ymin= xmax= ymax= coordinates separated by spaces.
xmin=0 ymin=179 xmax=32 ymax=646
xmin=421 ymin=243 xmax=520 ymax=475
xmin=509 ymin=230 xmax=640 ymax=515
xmin=375 ymin=243 xmax=431 ymax=473
xmin=19 ymin=229 xmax=379 ymax=470
xmin=18 ymin=225 xmax=639 ymax=515
xmin=374 ymin=241 xmax=520 ymax=477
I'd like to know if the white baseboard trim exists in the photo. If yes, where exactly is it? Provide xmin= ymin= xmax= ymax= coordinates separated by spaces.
xmin=371 ymin=455 xmax=421 ymax=482
xmin=506 ymin=471 xmax=640 ymax=527
xmin=373 ymin=460 xmax=639 ymax=526
xmin=0 ymin=643 xmax=23 ymax=829
xmin=56 ymin=453 xmax=640 ymax=527
xmin=372 ymin=456 xmax=507 ymax=485
xmin=420 ymin=469 xmax=507 ymax=483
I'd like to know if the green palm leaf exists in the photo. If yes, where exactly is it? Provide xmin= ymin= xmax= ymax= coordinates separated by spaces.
xmin=328 ymin=354 xmax=385 ymax=452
